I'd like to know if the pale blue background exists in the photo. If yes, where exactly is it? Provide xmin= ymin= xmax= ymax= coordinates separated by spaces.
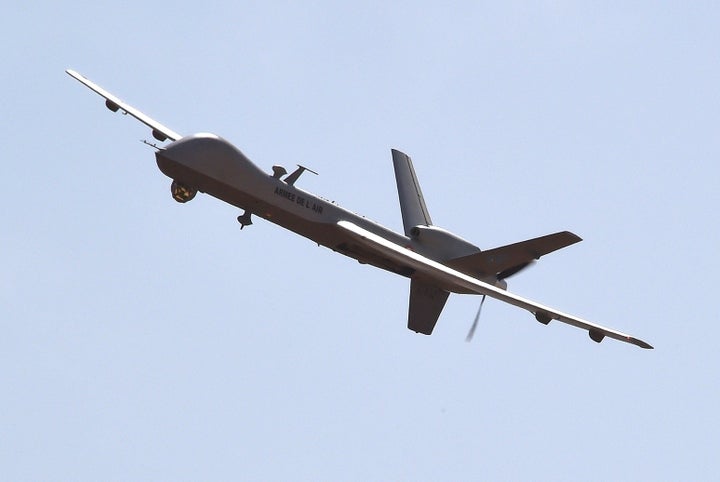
xmin=2 ymin=2 xmax=718 ymax=480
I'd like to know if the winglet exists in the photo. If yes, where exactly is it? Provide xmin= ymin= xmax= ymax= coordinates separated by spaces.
xmin=392 ymin=149 xmax=432 ymax=236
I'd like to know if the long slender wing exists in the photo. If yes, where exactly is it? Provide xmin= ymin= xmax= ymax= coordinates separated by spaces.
xmin=337 ymin=220 xmax=652 ymax=349
xmin=66 ymin=69 xmax=182 ymax=142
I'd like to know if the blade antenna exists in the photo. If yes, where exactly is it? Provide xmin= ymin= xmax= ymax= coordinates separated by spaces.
xmin=465 ymin=294 xmax=486 ymax=342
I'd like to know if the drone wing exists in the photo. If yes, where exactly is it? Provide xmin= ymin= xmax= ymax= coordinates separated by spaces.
xmin=66 ymin=69 xmax=181 ymax=142
xmin=337 ymin=220 xmax=652 ymax=349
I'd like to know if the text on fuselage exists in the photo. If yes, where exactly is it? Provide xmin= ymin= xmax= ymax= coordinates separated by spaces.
xmin=274 ymin=186 xmax=324 ymax=214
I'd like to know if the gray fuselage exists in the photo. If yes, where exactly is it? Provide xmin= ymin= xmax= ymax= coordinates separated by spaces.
xmin=155 ymin=133 xmax=466 ymax=281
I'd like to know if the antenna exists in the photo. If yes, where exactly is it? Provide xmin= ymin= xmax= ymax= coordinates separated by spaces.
xmin=284 ymin=164 xmax=318 ymax=186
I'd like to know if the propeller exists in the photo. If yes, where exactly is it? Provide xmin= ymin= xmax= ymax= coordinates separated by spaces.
xmin=465 ymin=261 xmax=536 ymax=342
xmin=465 ymin=294 xmax=486 ymax=342
xmin=496 ymin=260 xmax=536 ymax=280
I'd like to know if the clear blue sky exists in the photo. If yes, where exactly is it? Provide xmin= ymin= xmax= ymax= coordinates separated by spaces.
xmin=2 ymin=2 xmax=718 ymax=480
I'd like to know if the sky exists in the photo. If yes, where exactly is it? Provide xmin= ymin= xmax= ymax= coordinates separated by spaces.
xmin=2 ymin=2 xmax=719 ymax=480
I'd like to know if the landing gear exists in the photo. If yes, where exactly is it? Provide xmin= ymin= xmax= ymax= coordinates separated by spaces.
xmin=170 ymin=180 xmax=196 ymax=203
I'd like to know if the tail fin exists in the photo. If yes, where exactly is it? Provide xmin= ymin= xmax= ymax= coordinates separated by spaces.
xmin=392 ymin=149 xmax=432 ymax=236
xmin=446 ymin=231 xmax=582 ymax=278
xmin=408 ymin=279 xmax=449 ymax=335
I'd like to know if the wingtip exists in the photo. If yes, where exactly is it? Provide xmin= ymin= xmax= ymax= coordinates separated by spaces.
xmin=65 ymin=68 xmax=82 ymax=80
xmin=566 ymin=231 xmax=583 ymax=244
xmin=630 ymin=337 xmax=654 ymax=349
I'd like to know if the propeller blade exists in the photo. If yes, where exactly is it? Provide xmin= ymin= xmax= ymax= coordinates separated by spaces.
xmin=465 ymin=294 xmax=486 ymax=342
xmin=497 ymin=260 xmax=536 ymax=280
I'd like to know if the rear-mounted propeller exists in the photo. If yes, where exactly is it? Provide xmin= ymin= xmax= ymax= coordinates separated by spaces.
xmin=497 ymin=260 xmax=535 ymax=280
xmin=465 ymin=294 xmax=486 ymax=342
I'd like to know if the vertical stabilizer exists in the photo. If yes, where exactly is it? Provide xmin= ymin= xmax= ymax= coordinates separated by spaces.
xmin=392 ymin=149 xmax=432 ymax=236
xmin=408 ymin=279 xmax=450 ymax=335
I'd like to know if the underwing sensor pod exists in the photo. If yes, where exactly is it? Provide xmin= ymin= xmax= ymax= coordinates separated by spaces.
xmin=66 ymin=69 xmax=653 ymax=350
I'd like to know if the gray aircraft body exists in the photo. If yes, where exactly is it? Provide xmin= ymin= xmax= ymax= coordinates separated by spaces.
xmin=67 ymin=69 xmax=652 ymax=349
